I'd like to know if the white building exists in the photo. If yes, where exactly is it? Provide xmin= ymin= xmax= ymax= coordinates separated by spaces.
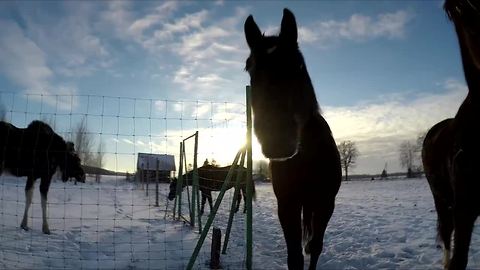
xmin=137 ymin=153 xmax=176 ymax=182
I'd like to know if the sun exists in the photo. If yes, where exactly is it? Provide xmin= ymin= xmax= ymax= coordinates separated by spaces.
xmin=195 ymin=127 xmax=265 ymax=167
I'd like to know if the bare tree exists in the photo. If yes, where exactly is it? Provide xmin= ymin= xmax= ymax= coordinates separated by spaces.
xmin=337 ymin=140 xmax=359 ymax=181
xmin=93 ymin=140 xmax=105 ymax=183
xmin=399 ymin=141 xmax=417 ymax=178
xmin=415 ymin=131 xmax=427 ymax=173
xmin=399 ymin=132 xmax=426 ymax=178
xmin=73 ymin=117 xmax=94 ymax=166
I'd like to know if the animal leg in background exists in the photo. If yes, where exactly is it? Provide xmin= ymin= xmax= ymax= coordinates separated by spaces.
xmin=200 ymin=192 xmax=207 ymax=215
xmin=40 ymin=177 xmax=52 ymax=234
xmin=20 ymin=176 xmax=36 ymax=231
xmin=206 ymin=191 xmax=213 ymax=212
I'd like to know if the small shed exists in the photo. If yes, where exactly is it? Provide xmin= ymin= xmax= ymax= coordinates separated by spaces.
xmin=137 ymin=153 xmax=176 ymax=183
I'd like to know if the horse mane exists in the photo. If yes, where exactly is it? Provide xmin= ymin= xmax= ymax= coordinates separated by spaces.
xmin=444 ymin=0 xmax=480 ymax=20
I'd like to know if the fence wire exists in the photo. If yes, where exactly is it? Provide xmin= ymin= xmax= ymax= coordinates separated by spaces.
xmin=0 ymin=92 xmax=248 ymax=269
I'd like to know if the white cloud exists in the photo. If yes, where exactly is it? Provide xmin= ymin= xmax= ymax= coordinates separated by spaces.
xmin=0 ymin=20 xmax=52 ymax=90
xmin=324 ymin=79 xmax=466 ymax=174
xmin=100 ymin=1 xmax=134 ymax=38
xmin=192 ymin=103 xmax=211 ymax=118
xmin=122 ymin=138 xmax=134 ymax=145
xmin=295 ymin=10 xmax=412 ymax=47
xmin=148 ymin=9 xmax=208 ymax=43
xmin=18 ymin=2 xmax=111 ymax=77
xmin=128 ymin=2 xmax=179 ymax=39
xmin=114 ymin=5 xmax=250 ymax=98
xmin=0 ymin=19 xmax=78 ymax=109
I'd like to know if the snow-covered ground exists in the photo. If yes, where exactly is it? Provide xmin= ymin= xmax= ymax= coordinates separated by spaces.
xmin=0 ymin=175 xmax=479 ymax=269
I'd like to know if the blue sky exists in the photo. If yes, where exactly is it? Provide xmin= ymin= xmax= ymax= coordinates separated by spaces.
xmin=0 ymin=1 xmax=468 ymax=174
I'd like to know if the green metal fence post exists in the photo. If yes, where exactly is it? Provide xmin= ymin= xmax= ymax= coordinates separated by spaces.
xmin=191 ymin=132 xmax=198 ymax=228
xmin=182 ymin=142 xmax=193 ymax=224
xmin=175 ymin=142 xmax=184 ymax=219
xmin=246 ymin=85 xmax=253 ymax=270
xmin=193 ymin=131 xmax=202 ymax=232
xmin=155 ymin=158 xmax=159 ymax=207
xmin=186 ymin=148 xmax=243 ymax=270
xmin=222 ymin=150 xmax=246 ymax=254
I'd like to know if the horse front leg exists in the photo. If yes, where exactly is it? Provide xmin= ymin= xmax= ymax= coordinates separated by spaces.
xmin=20 ymin=177 xmax=36 ymax=231
xmin=307 ymin=201 xmax=335 ymax=270
xmin=206 ymin=191 xmax=213 ymax=212
xmin=233 ymin=187 xmax=242 ymax=213
xmin=240 ymin=188 xmax=246 ymax=213
xmin=449 ymin=209 xmax=476 ymax=270
xmin=277 ymin=198 xmax=303 ymax=270
xmin=40 ymin=177 xmax=52 ymax=234
xmin=200 ymin=192 xmax=207 ymax=216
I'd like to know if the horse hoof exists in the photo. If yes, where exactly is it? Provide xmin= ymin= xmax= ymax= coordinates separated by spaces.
xmin=20 ymin=224 xmax=29 ymax=231
xmin=43 ymin=228 xmax=51 ymax=234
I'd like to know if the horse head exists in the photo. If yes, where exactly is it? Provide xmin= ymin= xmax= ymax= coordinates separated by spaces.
xmin=244 ymin=9 xmax=319 ymax=160
xmin=60 ymin=142 xmax=86 ymax=183
xmin=444 ymin=0 xmax=480 ymax=77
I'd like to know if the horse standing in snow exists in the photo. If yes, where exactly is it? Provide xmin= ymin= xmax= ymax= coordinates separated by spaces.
xmin=422 ymin=0 xmax=480 ymax=269
xmin=0 ymin=120 xmax=85 ymax=234
xmin=244 ymin=9 xmax=341 ymax=269
xmin=168 ymin=164 xmax=255 ymax=216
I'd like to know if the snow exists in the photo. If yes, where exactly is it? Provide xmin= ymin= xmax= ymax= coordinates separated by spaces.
xmin=1 ymin=175 xmax=479 ymax=269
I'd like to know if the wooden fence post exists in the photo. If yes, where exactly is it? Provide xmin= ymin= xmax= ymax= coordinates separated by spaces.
xmin=210 ymin=227 xmax=222 ymax=269
xmin=155 ymin=158 xmax=160 ymax=207
xmin=146 ymin=160 xmax=149 ymax=196
xmin=141 ymin=163 xmax=144 ymax=190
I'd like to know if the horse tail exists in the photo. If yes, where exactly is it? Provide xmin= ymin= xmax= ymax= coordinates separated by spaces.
xmin=302 ymin=206 xmax=313 ymax=254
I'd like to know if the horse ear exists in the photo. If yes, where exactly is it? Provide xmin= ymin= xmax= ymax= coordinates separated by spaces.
xmin=244 ymin=15 xmax=262 ymax=50
xmin=279 ymin=8 xmax=298 ymax=45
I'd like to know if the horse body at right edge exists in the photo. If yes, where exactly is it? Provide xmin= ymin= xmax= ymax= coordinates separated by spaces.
xmin=422 ymin=0 xmax=480 ymax=269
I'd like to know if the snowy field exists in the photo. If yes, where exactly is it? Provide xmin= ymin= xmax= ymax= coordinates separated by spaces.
xmin=0 ymin=175 xmax=479 ymax=269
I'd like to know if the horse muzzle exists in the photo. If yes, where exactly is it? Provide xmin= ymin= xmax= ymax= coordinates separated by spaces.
xmin=261 ymin=140 xmax=299 ymax=161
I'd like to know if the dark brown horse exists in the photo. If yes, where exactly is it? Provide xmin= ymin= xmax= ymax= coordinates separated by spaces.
xmin=0 ymin=120 xmax=85 ymax=234
xmin=422 ymin=0 xmax=480 ymax=269
xmin=244 ymin=9 xmax=341 ymax=270
xmin=168 ymin=165 xmax=255 ymax=216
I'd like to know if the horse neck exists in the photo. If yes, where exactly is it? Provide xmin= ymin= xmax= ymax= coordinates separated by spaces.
xmin=456 ymin=25 xmax=480 ymax=101
xmin=181 ymin=172 xmax=195 ymax=186
xmin=298 ymin=109 xmax=334 ymax=153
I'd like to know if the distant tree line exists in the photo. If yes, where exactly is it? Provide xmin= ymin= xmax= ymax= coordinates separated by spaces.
xmin=73 ymin=118 xmax=105 ymax=182
xmin=399 ymin=132 xmax=426 ymax=178
xmin=337 ymin=140 xmax=359 ymax=181
xmin=41 ymin=116 xmax=105 ymax=182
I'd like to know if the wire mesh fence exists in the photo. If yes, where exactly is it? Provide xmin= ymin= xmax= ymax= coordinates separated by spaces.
xmin=0 ymin=91 xmax=250 ymax=269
